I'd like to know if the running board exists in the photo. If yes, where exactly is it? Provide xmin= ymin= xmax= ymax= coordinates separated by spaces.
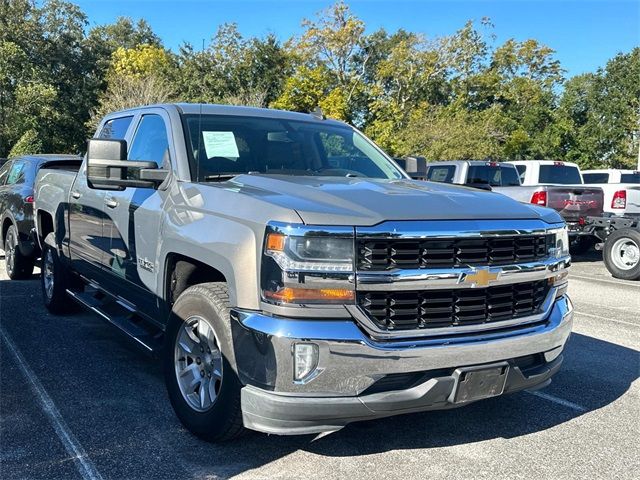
xmin=66 ymin=288 xmax=163 ymax=356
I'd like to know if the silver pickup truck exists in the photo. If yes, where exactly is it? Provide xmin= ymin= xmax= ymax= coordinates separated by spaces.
xmin=33 ymin=104 xmax=573 ymax=441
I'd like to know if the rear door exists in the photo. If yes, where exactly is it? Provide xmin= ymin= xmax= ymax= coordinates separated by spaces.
xmin=68 ymin=115 xmax=134 ymax=276
xmin=100 ymin=110 xmax=171 ymax=319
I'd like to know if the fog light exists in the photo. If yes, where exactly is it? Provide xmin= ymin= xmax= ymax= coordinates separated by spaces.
xmin=293 ymin=343 xmax=319 ymax=382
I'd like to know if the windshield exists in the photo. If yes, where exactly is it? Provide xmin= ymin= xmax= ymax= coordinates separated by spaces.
xmin=182 ymin=114 xmax=404 ymax=182
xmin=538 ymin=165 xmax=582 ymax=184
xmin=466 ymin=165 xmax=520 ymax=186
xmin=620 ymin=173 xmax=640 ymax=183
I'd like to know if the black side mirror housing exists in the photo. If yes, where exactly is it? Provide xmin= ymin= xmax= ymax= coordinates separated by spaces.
xmin=86 ymin=138 xmax=168 ymax=190
xmin=396 ymin=156 xmax=427 ymax=180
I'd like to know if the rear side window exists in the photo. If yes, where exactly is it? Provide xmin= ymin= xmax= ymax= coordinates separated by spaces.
xmin=539 ymin=165 xmax=582 ymax=184
xmin=128 ymin=114 xmax=169 ymax=167
xmin=620 ymin=173 xmax=640 ymax=183
xmin=99 ymin=116 xmax=134 ymax=140
xmin=583 ymin=173 xmax=609 ymax=184
xmin=427 ymin=165 xmax=455 ymax=183
xmin=515 ymin=164 xmax=527 ymax=183
xmin=6 ymin=161 xmax=26 ymax=185
xmin=466 ymin=165 xmax=520 ymax=186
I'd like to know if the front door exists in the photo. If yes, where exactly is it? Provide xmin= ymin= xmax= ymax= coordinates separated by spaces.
xmin=68 ymin=115 xmax=134 ymax=277
xmin=101 ymin=112 xmax=170 ymax=321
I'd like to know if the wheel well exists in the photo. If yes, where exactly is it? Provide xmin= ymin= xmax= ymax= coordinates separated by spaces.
xmin=37 ymin=211 xmax=54 ymax=248
xmin=165 ymin=254 xmax=227 ymax=305
xmin=1 ymin=218 xmax=12 ymax=245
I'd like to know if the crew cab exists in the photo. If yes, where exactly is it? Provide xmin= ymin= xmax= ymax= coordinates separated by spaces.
xmin=582 ymin=169 xmax=640 ymax=218
xmin=33 ymin=104 xmax=573 ymax=441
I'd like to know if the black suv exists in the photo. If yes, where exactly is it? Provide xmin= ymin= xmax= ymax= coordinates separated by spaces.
xmin=0 ymin=154 xmax=80 ymax=279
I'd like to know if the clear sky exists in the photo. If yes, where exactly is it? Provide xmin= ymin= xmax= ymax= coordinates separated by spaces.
xmin=73 ymin=0 xmax=639 ymax=78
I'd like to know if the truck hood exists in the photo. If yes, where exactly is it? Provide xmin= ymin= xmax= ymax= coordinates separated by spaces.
xmin=228 ymin=175 xmax=559 ymax=226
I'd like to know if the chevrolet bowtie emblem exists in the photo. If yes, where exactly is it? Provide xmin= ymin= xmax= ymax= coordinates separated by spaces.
xmin=463 ymin=268 xmax=499 ymax=287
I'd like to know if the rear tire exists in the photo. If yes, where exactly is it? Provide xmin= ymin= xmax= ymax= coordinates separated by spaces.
xmin=163 ymin=282 xmax=245 ymax=442
xmin=41 ymin=233 xmax=74 ymax=314
xmin=4 ymin=225 xmax=34 ymax=280
xmin=603 ymin=229 xmax=640 ymax=280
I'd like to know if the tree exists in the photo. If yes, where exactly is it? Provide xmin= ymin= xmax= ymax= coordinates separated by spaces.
xmin=559 ymin=48 xmax=639 ymax=168
xmin=9 ymin=129 xmax=43 ymax=158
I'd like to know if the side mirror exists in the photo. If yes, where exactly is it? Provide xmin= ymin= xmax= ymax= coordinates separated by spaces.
xmin=86 ymin=138 xmax=169 ymax=191
xmin=396 ymin=156 xmax=427 ymax=180
xmin=466 ymin=182 xmax=493 ymax=191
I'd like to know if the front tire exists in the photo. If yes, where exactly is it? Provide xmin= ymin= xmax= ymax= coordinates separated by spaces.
xmin=41 ymin=234 xmax=74 ymax=314
xmin=603 ymin=229 xmax=640 ymax=280
xmin=4 ymin=225 xmax=34 ymax=280
xmin=163 ymin=283 xmax=245 ymax=442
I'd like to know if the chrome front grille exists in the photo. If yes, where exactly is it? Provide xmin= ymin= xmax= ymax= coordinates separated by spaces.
xmin=357 ymin=234 xmax=553 ymax=271
xmin=357 ymin=280 xmax=550 ymax=331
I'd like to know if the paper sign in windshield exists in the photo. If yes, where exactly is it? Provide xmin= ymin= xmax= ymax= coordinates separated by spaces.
xmin=202 ymin=131 xmax=240 ymax=159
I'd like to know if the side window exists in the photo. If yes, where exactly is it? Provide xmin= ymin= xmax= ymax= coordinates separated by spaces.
xmin=99 ymin=116 xmax=134 ymax=140
xmin=427 ymin=166 xmax=455 ymax=183
xmin=0 ymin=161 xmax=11 ymax=185
xmin=515 ymin=164 xmax=527 ymax=183
xmin=6 ymin=161 xmax=26 ymax=185
xmin=128 ymin=115 xmax=169 ymax=167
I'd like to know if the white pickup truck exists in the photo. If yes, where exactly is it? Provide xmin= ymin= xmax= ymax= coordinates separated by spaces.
xmin=582 ymin=169 xmax=640 ymax=218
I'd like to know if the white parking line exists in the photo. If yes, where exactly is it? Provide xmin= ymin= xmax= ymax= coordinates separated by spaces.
xmin=575 ymin=310 xmax=639 ymax=327
xmin=0 ymin=328 xmax=104 ymax=480
xmin=526 ymin=390 xmax=587 ymax=412
xmin=570 ymin=274 xmax=640 ymax=288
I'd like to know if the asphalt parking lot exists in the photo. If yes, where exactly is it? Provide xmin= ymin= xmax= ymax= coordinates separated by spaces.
xmin=1 ymin=251 xmax=638 ymax=480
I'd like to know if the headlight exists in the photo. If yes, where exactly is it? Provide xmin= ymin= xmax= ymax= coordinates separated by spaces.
xmin=550 ymin=226 xmax=570 ymax=259
xmin=265 ymin=234 xmax=353 ymax=271
xmin=261 ymin=223 xmax=355 ymax=305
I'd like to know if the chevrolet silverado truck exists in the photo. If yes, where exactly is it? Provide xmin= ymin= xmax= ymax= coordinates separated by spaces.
xmin=33 ymin=104 xmax=573 ymax=441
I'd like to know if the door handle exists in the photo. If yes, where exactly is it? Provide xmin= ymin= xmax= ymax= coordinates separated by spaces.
xmin=105 ymin=197 xmax=119 ymax=209
xmin=71 ymin=190 xmax=81 ymax=199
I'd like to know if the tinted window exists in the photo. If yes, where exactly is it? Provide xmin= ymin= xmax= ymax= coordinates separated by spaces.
xmin=427 ymin=165 xmax=455 ymax=183
xmin=539 ymin=165 xmax=582 ymax=184
xmin=128 ymin=115 xmax=169 ymax=167
xmin=183 ymin=114 xmax=403 ymax=181
xmin=620 ymin=173 xmax=640 ymax=183
xmin=583 ymin=173 xmax=609 ymax=184
xmin=515 ymin=164 xmax=527 ymax=182
xmin=0 ymin=161 xmax=11 ymax=185
xmin=99 ymin=116 xmax=134 ymax=140
xmin=466 ymin=165 xmax=520 ymax=186
xmin=6 ymin=161 xmax=26 ymax=185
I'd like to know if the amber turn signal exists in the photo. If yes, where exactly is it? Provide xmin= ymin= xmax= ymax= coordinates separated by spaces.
xmin=266 ymin=233 xmax=286 ymax=252
xmin=263 ymin=287 xmax=355 ymax=304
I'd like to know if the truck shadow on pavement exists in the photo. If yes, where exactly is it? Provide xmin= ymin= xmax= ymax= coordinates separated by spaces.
xmin=0 ymin=276 xmax=637 ymax=479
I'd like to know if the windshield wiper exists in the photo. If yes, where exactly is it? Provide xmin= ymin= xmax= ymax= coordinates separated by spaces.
xmin=203 ymin=173 xmax=242 ymax=182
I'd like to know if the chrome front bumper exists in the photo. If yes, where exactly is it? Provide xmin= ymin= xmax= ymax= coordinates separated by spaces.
xmin=231 ymin=295 xmax=574 ymax=434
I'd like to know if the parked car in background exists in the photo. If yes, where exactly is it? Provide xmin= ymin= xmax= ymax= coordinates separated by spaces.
xmin=583 ymin=169 xmax=640 ymax=184
xmin=421 ymin=160 xmax=603 ymax=253
xmin=582 ymin=169 xmax=640 ymax=218
xmin=0 ymin=154 xmax=81 ymax=279
xmin=505 ymin=160 xmax=604 ymax=253
xmin=33 ymin=104 xmax=573 ymax=442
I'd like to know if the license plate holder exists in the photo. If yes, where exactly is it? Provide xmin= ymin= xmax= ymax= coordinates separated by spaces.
xmin=450 ymin=363 xmax=509 ymax=404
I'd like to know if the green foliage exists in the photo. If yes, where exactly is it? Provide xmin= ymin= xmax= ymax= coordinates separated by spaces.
xmin=9 ymin=129 xmax=43 ymax=158
xmin=0 ymin=0 xmax=636 ymax=169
